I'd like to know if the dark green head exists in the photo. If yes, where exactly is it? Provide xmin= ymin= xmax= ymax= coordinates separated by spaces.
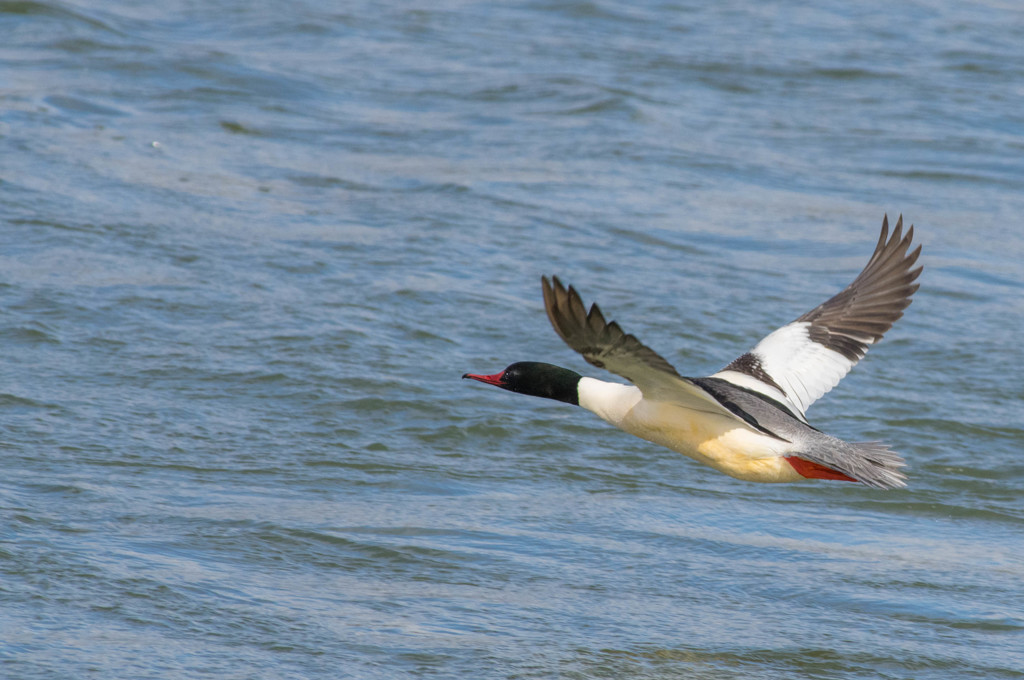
xmin=462 ymin=361 xmax=582 ymax=405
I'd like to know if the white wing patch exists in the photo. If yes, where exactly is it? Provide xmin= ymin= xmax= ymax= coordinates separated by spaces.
xmin=712 ymin=216 xmax=921 ymax=419
xmin=711 ymin=322 xmax=864 ymax=419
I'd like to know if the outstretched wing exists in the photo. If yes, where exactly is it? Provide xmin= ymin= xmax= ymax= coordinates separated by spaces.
xmin=541 ymin=275 xmax=742 ymax=419
xmin=712 ymin=214 xmax=923 ymax=420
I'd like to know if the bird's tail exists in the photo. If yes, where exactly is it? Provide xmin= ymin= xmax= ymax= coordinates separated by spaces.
xmin=793 ymin=440 xmax=908 ymax=489
xmin=836 ymin=441 xmax=908 ymax=489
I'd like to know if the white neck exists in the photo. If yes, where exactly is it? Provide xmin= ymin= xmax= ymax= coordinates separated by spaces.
xmin=577 ymin=377 xmax=643 ymax=427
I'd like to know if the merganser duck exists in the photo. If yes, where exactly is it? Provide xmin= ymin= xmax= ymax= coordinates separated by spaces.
xmin=464 ymin=215 xmax=922 ymax=489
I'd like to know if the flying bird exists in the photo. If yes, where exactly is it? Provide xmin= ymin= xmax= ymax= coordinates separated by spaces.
xmin=463 ymin=215 xmax=922 ymax=489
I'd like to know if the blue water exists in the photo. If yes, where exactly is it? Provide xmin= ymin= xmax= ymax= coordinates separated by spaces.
xmin=2 ymin=1 xmax=1023 ymax=678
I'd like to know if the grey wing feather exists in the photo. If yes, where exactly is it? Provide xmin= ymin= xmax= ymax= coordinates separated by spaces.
xmin=541 ymin=275 xmax=742 ymax=416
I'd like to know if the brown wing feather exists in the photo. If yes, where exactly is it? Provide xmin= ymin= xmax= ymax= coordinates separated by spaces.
xmin=541 ymin=275 xmax=680 ymax=383
xmin=541 ymin=276 xmax=751 ymax=421
xmin=794 ymin=214 xmax=923 ymax=361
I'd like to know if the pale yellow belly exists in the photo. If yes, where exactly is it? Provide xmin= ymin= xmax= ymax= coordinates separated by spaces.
xmin=620 ymin=402 xmax=804 ymax=483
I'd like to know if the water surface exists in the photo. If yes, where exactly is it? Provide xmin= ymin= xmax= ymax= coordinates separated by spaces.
xmin=2 ymin=1 xmax=1023 ymax=678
